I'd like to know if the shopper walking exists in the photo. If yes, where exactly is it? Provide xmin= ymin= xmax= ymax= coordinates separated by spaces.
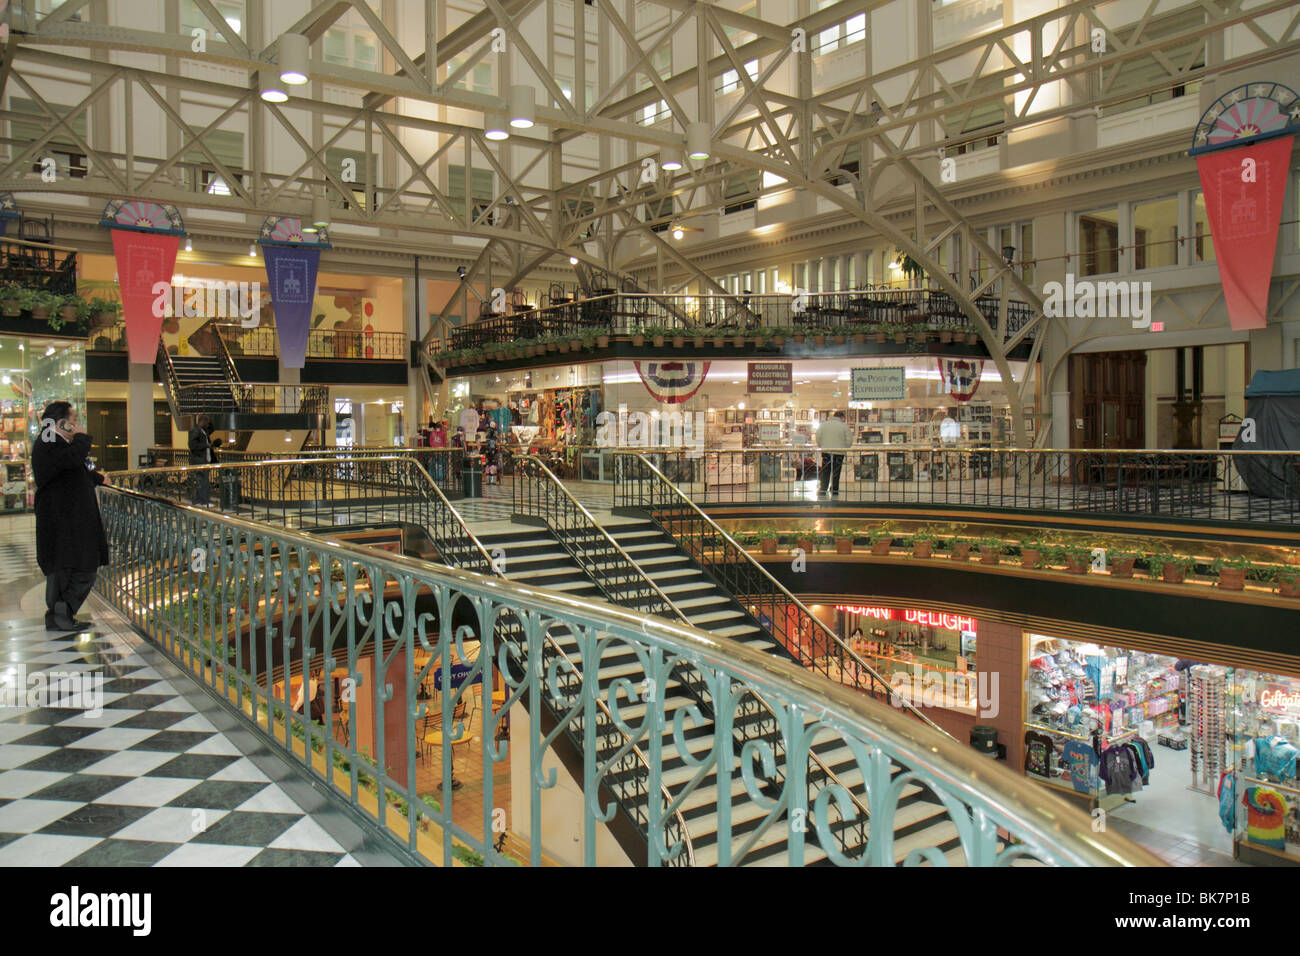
xmin=188 ymin=413 xmax=216 ymax=506
xmin=815 ymin=410 xmax=852 ymax=498
xmin=33 ymin=401 xmax=109 ymax=632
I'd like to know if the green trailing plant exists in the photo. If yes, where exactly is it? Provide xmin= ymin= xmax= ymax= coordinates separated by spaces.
xmin=866 ymin=523 xmax=894 ymax=543
xmin=833 ymin=525 xmax=857 ymax=541
xmin=977 ymin=536 xmax=1006 ymax=553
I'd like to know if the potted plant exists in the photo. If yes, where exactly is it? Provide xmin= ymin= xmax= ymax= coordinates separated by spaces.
xmin=795 ymin=529 xmax=818 ymax=554
xmin=966 ymin=329 xmax=980 ymax=345
xmin=892 ymin=324 xmax=909 ymax=345
xmin=1107 ymin=548 xmax=1138 ymax=579
xmin=567 ymin=332 xmax=583 ymax=351
xmin=909 ymin=530 xmax=937 ymax=559
xmin=938 ymin=326 xmax=954 ymax=344
xmin=1060 ymin=544 xmax=1091 ymax=575
xmin=1019 ymin=538 xmax=1044 ymax=569
xmin=1276 ymin=568 xmax=1300 ymax=599
xmin=756 ymin=526 xmax=780 ymax=555
xmin=832 ymin=328 xmax=847 ymax=345
xmin=833 ymin=526 xmax=856 ymax=554
xmin=631 ymin=325 xmax=646 ymax=347
xmin=0 ymin=285 xmax=21 ymax=316
xmin=27 ymin=289 xmax=58 ymax=320
xmin=692 ymin=329 xmax=706 ymax=348
xmin=59 ymin=295 xmax=84 ymax=325
xmin=730 ymin=326 xmax=747 ymax=348
xmin=556 ymin=337 xmax=571 ymax=353
xmin=545 ymin=335 xmax=560 ymax=352
xmin=976 ymin=536 xmax=1004 ymax=565
xmin=812 ymin=327 xmax=828 ymax=347
xmin=770 ymin=326 xmax=787 ymax=348
xmin=671 ymin=328 xmax=686 ymax=349
xmin=1211 ymin=555 xmax=1253 ymax=591
xmin=1148 ymin=551 xmax=1194 ymax=584
xmin=646 ymin=324 xmax=668 ymax=347
xmin=866 ymin=524 xmax=893 ymax=555
xmin=950 ymin=536 xmax=972 ymax=561
xmin=596 ymin=331 xmax=611 ymax=348
xmin=711 ymin=327 xmax=729 ymax=348
xmin=791 ymin=326 xmax=806 ymax=344
xmin=871 ymin=323 xmax=888 ymax=344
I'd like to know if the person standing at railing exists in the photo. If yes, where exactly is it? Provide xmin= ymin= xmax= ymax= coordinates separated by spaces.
xmin=188 ymin=414 xmax=216 ymax=506
xmin=815 ymin=410 xmax=852 ymax=499
xmin=33 ymin=401 xmax=109 ymax=632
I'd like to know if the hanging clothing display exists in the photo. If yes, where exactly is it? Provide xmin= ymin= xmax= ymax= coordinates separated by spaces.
xmin=1024 ymin=731 xmax=1055 ymax=777
xmin=1249 ymin=735 xmax=1299 ymax=782
xmin=1244 ymin=786 xmax=1288 ymax=849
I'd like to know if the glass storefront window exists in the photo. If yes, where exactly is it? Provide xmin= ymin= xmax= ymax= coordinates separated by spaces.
xmin=0 ymin=335 xmax=87 ymax=512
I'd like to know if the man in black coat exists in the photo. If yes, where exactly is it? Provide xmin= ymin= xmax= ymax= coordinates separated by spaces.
xmin=188 ymin=413 xmax=214 ymax=505
xmin=33 ymin=400 xmax=109 ymax=632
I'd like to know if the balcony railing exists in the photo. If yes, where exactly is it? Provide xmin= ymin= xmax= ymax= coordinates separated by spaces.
xmin=438 ymin=290 xmax=1037 ymax=355
xmin=174 ymin=382 xmax=332 ymax=418
xmin=0 ymin=236 xmax=78 ymax=294
xmin=216 ymin=323 xmax=407 ymax=361
xmin=95 ymin=465 xmax=1158 ymax=866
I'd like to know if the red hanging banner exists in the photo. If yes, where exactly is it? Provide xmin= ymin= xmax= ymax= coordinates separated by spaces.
xmin=1194 ymin=135 xmax=1292 ymax=331
xmin=110 ymin=228 xmax=180 ymax=363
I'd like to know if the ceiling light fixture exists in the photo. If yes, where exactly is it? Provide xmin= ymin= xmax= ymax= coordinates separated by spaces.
xmin=672 ymin=227 xmax=684 ymax=241
xmin=569 ymin=256 xmax=579 ymax=265
xmin=248 ymin=243 xmax=258 ymax=257
xmin=509 ymin=85 xmax=536 ymax=129
xmin=484 ymin=113 xmax=510 ymax=141
xmin=184 ymin=237 xmax=192 ymax=252
xmin=660 ymin=147 xmax=684 ymax=171
xmin=279 ymin=33 xmax=310 ymax=85
xmin=686 ymin=122 xmax=711 ymax=161
xmin=259 ymin=73 xmax=288 ymax=103
xmin=311 ymin=194 xmax=330 ymax=230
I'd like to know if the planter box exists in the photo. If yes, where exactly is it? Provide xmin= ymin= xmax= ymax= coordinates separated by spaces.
xmin=873 ymin=333 xmax=887 ymax=343
xmin=853 ymin=333 xmax=867 ymax=345
xmin=893 ymin=333 xmax=908 ymax=344
xmin=1217 ymin=568 xmax=1246 ymax=591
xmin=792 ymin=333 xmax=806 ymax=344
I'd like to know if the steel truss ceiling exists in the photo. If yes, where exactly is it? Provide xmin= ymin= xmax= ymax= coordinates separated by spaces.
xmin=1 ymin=0 xmax=1297 ymax=442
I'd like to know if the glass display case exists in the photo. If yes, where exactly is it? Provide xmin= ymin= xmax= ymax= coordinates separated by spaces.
xmin=0 ymin=335 xmax=87 ymax=513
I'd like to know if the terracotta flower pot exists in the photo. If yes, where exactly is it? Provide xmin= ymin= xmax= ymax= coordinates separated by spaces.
xmin=951 ymin=542 xmax=970 ymax=561
xmin=893 ymin=332 xmax=908 ymax=344
xmin=792 ymin=332 xmax=806 ymax=343
xmin=546 ymin=342 xmax=558 ymax=352
xmin=853 ymin=333 xmax=867 ymax=345
xmin=1161 ymin=564 xmax=1185 ymax=584
xmin=1111 ymin=558 xmax=1136 ymax=578
xmin=1066 ymin=557 xmax=1089 ymax=575
xmin=693 ymin=336 xmax=706 ymax=348
xmin=651 ymin=335 xmax=665 ymax=347
xmin=835 ymin=538 xmax=853 ymax=554
xmin=771 ymin=335 xmax=785 ymax=347
xmin=713 ymin=336 xmax=726 ymax=348
xmin=833 ymin=334 xmax=847 ymax=345
xmin=61 ymin=304 xmax=80 ymax=322
xmin=569 ymin=339 xmax=582 ymax=351
xmin=31 ymin=306 xmax=50 ymax=320
xmin=871 ymin=538 xmax=892 ymax=556
xmin=939 ymin=330 xmax=953 ymax=344
xmin=979 ymin=546 xmax=1000 ymax=565
xmin=672 ymin=335 xmax=685 ymax=348
xmin=557 ymin=342 xmax=570 ymax=353
xmin=760 ymin=540 xmax=778 ymax=555
xmin=795 ymin=537 xmax=816 ymax=554
xmin=1278 ymin=578 xmax=1300 ymax=598
xmin=732 ymin=334 xmax=746 ymax=348
xmin=632 ymin=334 xmax=645 ymax=346
xmin=873 ymin=332 xmax=887 ymax=343
xmin=596 ymin=335 xmax=610 ymax=348
xmin=912 ymin=541 xmax=932 ymax=559
xmin=813 ymin=334 xmax=827 ymax=346
xmin=1021 ymin=548 xmax=1041 ymax=569
xmin=966 ymin=332 xmax=979 ymax=345
xmin=1 ymin=301 xmax=19 ymax=317
xmin=1217 ymin=568 xmax=1245 ymax=591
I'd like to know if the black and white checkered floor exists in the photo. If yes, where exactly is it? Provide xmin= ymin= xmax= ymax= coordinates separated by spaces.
xmin=0 ymin=517 xmax=404 ymax=867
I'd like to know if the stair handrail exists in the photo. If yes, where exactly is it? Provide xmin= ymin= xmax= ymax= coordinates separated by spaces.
xmin=208 ymin=325 xmax=246 ymax=411
xmin=110 ymin=453 xmax=696 ymax=866
xmin=513 ymin=454 xmax=687 ymax=621
xmin=154 ymin=341 xmax=184 ymax=426
xmin=619 ymin=451 xmax=953 ymax=740
xmin=513 ymin=453 xmax=869 ymax=859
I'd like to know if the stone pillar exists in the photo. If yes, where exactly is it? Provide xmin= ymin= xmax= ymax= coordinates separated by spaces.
xmin=127 ymin=363 xmax=156 ymax=469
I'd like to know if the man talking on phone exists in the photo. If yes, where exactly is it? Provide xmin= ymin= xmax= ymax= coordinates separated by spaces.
xmin=33 ymin=401 xmax=110 ymax=632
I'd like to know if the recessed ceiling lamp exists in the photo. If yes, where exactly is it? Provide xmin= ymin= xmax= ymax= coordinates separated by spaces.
xmin=484 ymin=113 xmax=510 ymax=141
xmin=259 ymin=73 xmax=288 ymax=103
xmin=509 ymin=85 xmax=535 ymax=129
xmin=660 ymin=147 xmax=684 ymax=171
xmin=279 ymin=33 xmax=310 ymax=86
xmin=686 ymin=122 xmax=711 ymax=161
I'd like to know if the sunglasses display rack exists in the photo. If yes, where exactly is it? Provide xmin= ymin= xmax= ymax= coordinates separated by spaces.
xmin=1188 ymin=664 xmax=1228 ymax=795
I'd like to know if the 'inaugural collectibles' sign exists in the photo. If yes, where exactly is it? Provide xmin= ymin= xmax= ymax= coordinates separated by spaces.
xmin=110 ymin=229 xmax=180 ymax=363
xmin=747 ymin=362 xmax=792 ymax=393
xmin=851 ymin=367 xmax=905 ymax=401
xmin=261 ymin=242 xmax=322 ymax=368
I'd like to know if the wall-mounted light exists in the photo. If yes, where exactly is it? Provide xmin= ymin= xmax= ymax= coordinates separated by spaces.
xmin=279 ymin=33 xmax=310 ymax=86
xmin=248 ymin=243 xmax=258 ymax=257
xmin=184 ymin=237 xmax=193 ymax=252
xmin=509 ymin=85 xmax=535 ymax=129
xmin=686 ymin=122 xmax=710 ymax=161
xmin=310 ymin=194 xmax=330 ymax=231
xmin=484 ymin=113 xmax=510 ymax=141
xmin=660 ymin=147 xmax=684 ymax=171
xmin=284 ymin=430 xmax=292 ymax=442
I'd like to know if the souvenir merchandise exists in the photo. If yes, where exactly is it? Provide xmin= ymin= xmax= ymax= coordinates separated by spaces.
xmin=1244 ymin=786 xmax=1288 ymax=849
xmin=1189 ymin=665 xmax=1228 ymax=794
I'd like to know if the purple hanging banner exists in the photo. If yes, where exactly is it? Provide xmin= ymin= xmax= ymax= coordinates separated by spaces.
xmin=261 ymin=242 xmax=320 ymax=368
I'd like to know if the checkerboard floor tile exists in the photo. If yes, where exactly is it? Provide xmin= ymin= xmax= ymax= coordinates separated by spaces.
xmin=0 ymin=560 xmax=404 ymax=867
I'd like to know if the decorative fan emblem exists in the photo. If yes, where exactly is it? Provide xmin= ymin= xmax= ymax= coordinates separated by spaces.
xmin=1191 ymin=82 xmax=1300 ymax=155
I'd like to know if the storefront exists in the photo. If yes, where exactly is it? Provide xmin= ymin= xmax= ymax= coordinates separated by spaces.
xmin=0 ymin=334 xmax=87 ymax=512
xmin=1022 ymin=629 xmax=1300 ymax=864
xmin=448 ymin=354 xmax=1039 ymax=479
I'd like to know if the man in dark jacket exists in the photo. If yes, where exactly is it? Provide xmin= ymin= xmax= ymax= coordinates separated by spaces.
xmin=33 ymin=401 xmax=109 ymax=631
xmin=188 ymin=413 xmax=214 ymax=505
